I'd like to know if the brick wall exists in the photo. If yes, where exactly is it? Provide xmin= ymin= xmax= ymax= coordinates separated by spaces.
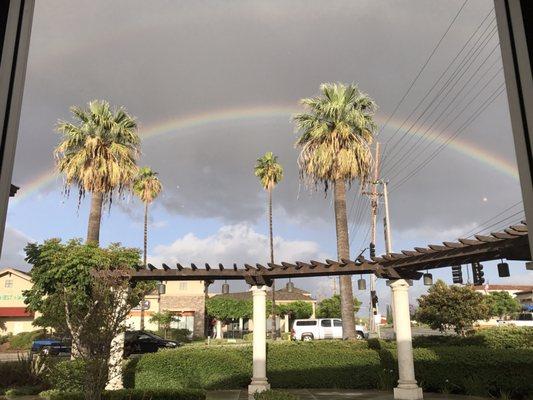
xmin=160 ymin=295 xmax=206 ymax=338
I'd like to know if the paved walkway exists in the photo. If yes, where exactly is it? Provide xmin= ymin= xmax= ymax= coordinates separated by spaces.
xmin=207 ymin=389 xmax=487 ymax=400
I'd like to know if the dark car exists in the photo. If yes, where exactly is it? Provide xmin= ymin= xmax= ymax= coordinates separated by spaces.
xmin=30 ymin=338 xmax=71 ymax=356
xmin=124 ymin=331 xmax=180 ymax=357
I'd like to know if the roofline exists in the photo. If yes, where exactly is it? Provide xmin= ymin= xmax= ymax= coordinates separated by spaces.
xmin=0 ymin=267 xmax=31 ymax=281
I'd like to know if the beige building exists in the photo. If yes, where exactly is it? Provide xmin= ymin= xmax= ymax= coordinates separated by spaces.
xmin=126 ymin=280 xmax=206 ymax=338
xmin=472 ymin=284 xmax=533 ymax=326
xmin=0 ymin=268 xmax=36 ymax=335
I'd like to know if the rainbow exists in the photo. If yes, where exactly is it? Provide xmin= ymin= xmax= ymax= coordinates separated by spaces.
xmin=10 ymin=104 xmax=519 ymax=204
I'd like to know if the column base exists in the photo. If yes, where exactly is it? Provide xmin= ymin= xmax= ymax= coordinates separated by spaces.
xmin=248 ymin=379 xmax=270 ymax=398
xmin=394 ymin=385 xmax=423 ymax=400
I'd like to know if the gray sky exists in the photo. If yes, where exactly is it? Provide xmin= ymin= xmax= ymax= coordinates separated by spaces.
xmin=3 ymin=0 xmax=531 ymax=303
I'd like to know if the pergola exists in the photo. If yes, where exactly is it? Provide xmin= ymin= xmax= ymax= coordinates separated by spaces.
xmin=105 ymin=223 xmax=531 ymax=400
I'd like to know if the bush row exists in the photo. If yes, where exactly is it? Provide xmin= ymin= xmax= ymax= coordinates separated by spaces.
xmin=48 ymin=389 xmax=205 ymax=400
xmin=128 ymin=341 xmax=533 ymax=398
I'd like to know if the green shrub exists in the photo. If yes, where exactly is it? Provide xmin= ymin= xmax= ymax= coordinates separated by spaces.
xmin=280 ymin=332 xmax=291 ymax=341
xmin=243 ymin=333 xmax=253 ymax=342
xmin=8 ymin=330 xmax=46 ymax=350
xmin=0 ymin=358 xmax=45 ymax=388
xmin=254 ymin=389 xmax=298 ymax=400
xmin=49 ymin=389 xmax=205 ymax=400
xmin=46 ymin=359 xmax=85 ymax=392
xmin=5 ymin=385 xmax=43 ymax=396
xmin=379 ymin=347 xmax=533 ymax=398
xmin=412 ymin=327 xmax=533 ymax=349
xmin=0 ymin=333 xmax=12 ymax=345
xmin=129 ymin=341 xmax=533 ymax=398
xmin=367 ymin=338 xmax=394 ymax=350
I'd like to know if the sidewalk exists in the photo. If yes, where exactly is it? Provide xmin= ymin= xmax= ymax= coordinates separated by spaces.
xmin=207 ymin=389 xmax=488 ymax=400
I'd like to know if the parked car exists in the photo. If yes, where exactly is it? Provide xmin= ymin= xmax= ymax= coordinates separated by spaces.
xmin=123 ymin=330 xmax=180 ymax=357
xmin=291 ymin=318 xmax=368 ymax=341
xmin=497 ymin=312 xmax=533 ymax=327
xmin=30 ymin=338 xmax=71 ymax=356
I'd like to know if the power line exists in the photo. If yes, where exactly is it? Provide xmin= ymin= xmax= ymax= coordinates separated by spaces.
xmin=460 ymin=200 xmax=524 ymax=237
xmin=468 ymin=210 xmax=525 ymax=237
xmin=382 ymin=21 xmax=499 ymax=174
xmin=381 ymin=6 xmax=494 ymax=162
xmin=378 ymin=0 xmax=470 ymax=140
xmin=390 ymin=82 xmax=505 ymax=191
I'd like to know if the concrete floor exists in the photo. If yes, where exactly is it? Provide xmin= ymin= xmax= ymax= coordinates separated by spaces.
xmin=206 ymin=389 xmax=488 ymax=400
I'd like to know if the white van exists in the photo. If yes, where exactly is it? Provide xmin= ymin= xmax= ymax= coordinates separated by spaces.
xmin=291 ymin=318 xmax=368 ymax=341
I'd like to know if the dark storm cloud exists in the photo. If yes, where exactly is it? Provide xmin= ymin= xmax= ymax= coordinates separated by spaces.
xmin=14 ymin=0 xmax=522 ymax=234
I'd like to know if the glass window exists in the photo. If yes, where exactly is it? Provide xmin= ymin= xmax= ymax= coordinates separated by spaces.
xmin=296 ymin=320 xmax=317 ymax=326
xmin=179 ymin=282 xmax=188 ymax=291
xmin=321 ymin=319 xmax=332 ymax=327
xmin=333 ymin=320 xmax=342 ymax=327
xmin=171 ymin=315 xmax=195 ymax=332
xmin=4 ymin=279 xmax=13 ymax=288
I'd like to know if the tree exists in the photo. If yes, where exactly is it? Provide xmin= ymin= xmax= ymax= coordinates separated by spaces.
xmin=206 ymin=297 xmax=254 ymax=321
xmin=484 ymin=291 xmax=521 ymax=319
xmin=149 ymin=311 xmax=180 ymax=339
xmin=133 ymin=166 xmax=163 ymax=329
xmin=276 ymin=301 xmax=313 ymax=322
xmin=415 ymin=280 xmax=490 ymax=335
xmin=294 ymin=83 xmax=376 ymax=338
xmin=254 ymin=151 xmax=283 ymax=339
xmin=55 ymin=100 xmax=140 ymax=245
xmin=316 ymin=294 xmax=361 ymax=318
xmin=23 ymin=239 xmax=152 ymax=400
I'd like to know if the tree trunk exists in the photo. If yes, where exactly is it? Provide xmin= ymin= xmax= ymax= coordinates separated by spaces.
xmin=140 ymin=202 xmax=148 ymax=331
xmin=334 ymin=180 xmax=356 ymax=339
xmin=87 ymin=192 xmax=103 ymax=245
xmin=269 ymin=188 xmax=276 ymax=340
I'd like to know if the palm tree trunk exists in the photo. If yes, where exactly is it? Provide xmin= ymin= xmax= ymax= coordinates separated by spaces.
xmin=86 ymin=192 xmax=103 ymax=245
xmin=269 ymin=188 xmax=276 ymax=340
xmin=334 ymin=179 xmax=356 ymax=339
xmin=140 ymin=201 xmax=148 ymax=331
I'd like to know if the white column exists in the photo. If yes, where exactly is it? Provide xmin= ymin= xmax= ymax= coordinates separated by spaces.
xmin=106 ymin=332 xmax=125 ymax=390
xmin=311 ymin=302 xmax=316 ymax=318
xmin=216 ymin=320 xmax=223 ymax=340
xmin=284 ymin=314 xmax=289 ymax=333
xmin=239 ymin=317 xmax=244 ymax=332
xmin=248 ymin=285 xmax=270 ymax=396
xmin=388 ymin=279 xmax=423 ymax=400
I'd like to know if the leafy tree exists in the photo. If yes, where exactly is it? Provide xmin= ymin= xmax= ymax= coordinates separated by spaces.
xmin=294 ymin=83 xmax=377 ymax=339
xmin=316 ymin=294 xmax=361 ymax=318
xmin=149 ymin=311 xmax=179 ymax=339
xmin=133 ymin=166 xmax=163 ymax=329
xmin=23 ymin=239 xmax=152 ymax=400
xmin=276 ymin=301 xmax=313 ymax=322
xmin=206 ymin=297 xmax=254 ymax=321
xmin=254 ymin=151 xmax=283 ymax=338
xmin=484 ymin=291 xmax=521 ymax=319
xmin=415 ymin=280 xmax=490 ymax=335
xmin=55 ymin=100 xmax=140 ymax=244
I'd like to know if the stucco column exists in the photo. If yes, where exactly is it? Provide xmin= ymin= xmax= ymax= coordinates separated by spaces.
xmin=239 ymin=317 xmax=244 ymax=332
xmin=248 ymin=285 xmax=270 ymax=396
xmin=388 ymin=279 xmax=423 ymax=400
xmin=311 ymin=301 xmax=316 ymax=318
xmin=284 ymin=314 xmax=289 ymax=333
xmin=216 ymin=319 xmax=223 ymax=340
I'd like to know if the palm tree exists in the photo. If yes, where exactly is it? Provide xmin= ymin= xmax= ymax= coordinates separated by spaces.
xmin=294 ymin=83 xmax=376 ymax=339
xmin=133 ymin=167 xmax=163 ymax=330
xmin=55 ymin=100 xmax=140 ymax=245
xmin=254 ymin=151 xmax=283 ymax=339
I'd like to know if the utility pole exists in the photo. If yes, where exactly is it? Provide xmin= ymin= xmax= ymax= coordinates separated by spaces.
xmin=368 ymin=142 xmax=380 ymax=335
xmin=382 ymin=180 xmax=392 ymax=254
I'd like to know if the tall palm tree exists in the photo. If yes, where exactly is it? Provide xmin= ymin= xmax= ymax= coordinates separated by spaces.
xmin=55 ymin=100 xmax=140 ymax=245
xmin=254 ymin=152 xmax=283 ymax=339
xmin=294 ymin=83 xmax=376 ymax=339
xmin=133 ymin=167 xmax=163 ymax=330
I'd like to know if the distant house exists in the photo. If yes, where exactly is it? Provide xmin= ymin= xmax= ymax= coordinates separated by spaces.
xmin=126 ymin=280 xmax=206 ymax=338
xmin=472 ymin=284 xmax=533 ymax=326
xmin=515 ymin=290 xmax=533 ymax=310
xmin=0 ymin=268 xmax=35 ymax=335
xmin=209 ymin=285 xmax=317 ymax=337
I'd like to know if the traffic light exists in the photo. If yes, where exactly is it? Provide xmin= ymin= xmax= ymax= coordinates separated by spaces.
xmin=369 ymin=242 xmax=376 ymax=258
xmin=451 ymin=265 xmax=463 ymax=284
xmin=370 ymin=290 xmax=378 ymax=313
xmin=471 ymin=262 xmax=485 ymax=285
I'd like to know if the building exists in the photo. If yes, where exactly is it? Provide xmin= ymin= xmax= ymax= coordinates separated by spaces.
xmin=209 ymin=284 xmax=317 ymax=338
xmin=472 ymin=284 xmax=533 ymax=326
xmin=0 ymin=268 xmax=35 ymax=334
xmin=515 ymin=290 xmax=533 ymax=310
xmin=126 ymin=280 xmax=206 ymax=338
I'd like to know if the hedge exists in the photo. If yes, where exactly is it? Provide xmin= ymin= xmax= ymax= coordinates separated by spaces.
xmin=48 ymin=389 xmax=205 ymax=400
xmin=254 ymin=390 xmax=298 ymax=400
xmin=129 ymin=342 xmax=533 ymax=398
